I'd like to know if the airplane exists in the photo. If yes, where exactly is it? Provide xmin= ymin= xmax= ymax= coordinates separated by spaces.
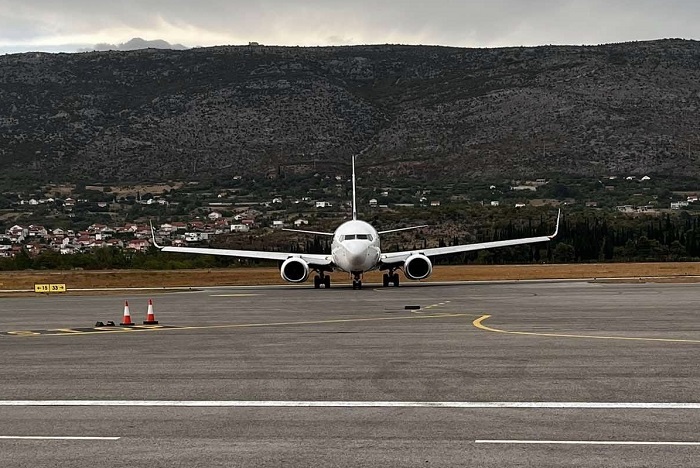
xmin=151 ymin=156 xmax=560 ymax=289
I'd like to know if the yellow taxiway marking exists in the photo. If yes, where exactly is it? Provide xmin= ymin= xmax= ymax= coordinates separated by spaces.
xmin=473 ymin=315 xmax=700 ymax=344
xmin=11 ymin=313 xmax=473 ymax=338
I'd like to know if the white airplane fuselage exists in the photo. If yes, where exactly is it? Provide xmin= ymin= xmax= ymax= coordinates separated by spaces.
xmin=330 ymin=220 xmax=381 ymax=273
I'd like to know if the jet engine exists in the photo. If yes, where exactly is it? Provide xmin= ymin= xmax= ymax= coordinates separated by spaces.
xmin=404 ymin=254 xmax=433 ymax=280
xmin=280 ymin=257 xmax=310 ymax=283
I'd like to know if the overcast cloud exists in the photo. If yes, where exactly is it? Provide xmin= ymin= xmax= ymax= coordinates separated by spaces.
xmin=1 ymin=0 xmax=699 ymax=54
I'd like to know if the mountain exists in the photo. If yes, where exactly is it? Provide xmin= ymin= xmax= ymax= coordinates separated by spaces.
xmin=1 ymin=39 xmax=699 ymax=183
xmin=85 ymin=38 xmax=189 ymax=52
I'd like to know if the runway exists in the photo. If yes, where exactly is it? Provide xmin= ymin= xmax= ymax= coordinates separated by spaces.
xmin=1 ymin=280 xmax=699 ymax=467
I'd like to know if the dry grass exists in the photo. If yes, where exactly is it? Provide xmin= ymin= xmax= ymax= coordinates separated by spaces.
xmin=1 ymin=263 xmax=700 ymax=291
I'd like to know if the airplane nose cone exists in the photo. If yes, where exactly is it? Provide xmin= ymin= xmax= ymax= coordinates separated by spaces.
xmin=345 ymin=242 xmax=368 ymax=268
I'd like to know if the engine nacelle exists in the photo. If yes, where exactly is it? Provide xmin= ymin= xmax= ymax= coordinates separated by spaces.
xmin=404 ymin=254 xmax=433 ymax=280
xmin=280 ymin=257 xmax=310 ymax=283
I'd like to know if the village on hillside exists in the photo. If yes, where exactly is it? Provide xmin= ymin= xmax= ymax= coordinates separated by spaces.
xmin=1 ymin=173 xmax=700 ymax=259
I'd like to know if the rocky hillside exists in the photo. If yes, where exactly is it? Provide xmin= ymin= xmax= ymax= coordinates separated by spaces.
xmin=1 ymin=39 xmax=700 ymax=183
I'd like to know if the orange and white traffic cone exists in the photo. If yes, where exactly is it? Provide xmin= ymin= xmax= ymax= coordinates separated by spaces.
xmin=120 ymin=300 xmax=134 ymax=326
xmin=143 ymin=299 xmax=159 ymax=325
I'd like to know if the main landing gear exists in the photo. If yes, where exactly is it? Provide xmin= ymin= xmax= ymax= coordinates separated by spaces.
xmin=352 ymin=272 xmax=363 ymax=290
xmin=313 ymin=273 xmax=331 ymax=289
xmin=382 ymin=270 xmax=400 ymax=287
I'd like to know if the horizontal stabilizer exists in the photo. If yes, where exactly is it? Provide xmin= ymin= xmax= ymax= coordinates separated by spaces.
xmin=282 ymin=228 xmax=335 ymax=236
xmin=378 ymin=225 xmax=428 ymax=235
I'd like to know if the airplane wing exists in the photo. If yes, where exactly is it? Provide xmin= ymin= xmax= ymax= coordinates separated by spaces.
xmin=159 ymin=246 xmax=333 ymax=266
xmin=150 ymin=223 xmax=333 ymax=266
xmin=380 ymin=210 xmax=561 ymax=265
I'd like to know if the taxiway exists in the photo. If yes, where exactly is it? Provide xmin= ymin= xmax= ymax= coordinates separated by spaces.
xmin=0 ymin=280 xmax=699 ymax=467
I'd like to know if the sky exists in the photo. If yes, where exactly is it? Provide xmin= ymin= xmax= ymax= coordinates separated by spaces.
xmin=1 ymin=0 xmax=699 ymax=54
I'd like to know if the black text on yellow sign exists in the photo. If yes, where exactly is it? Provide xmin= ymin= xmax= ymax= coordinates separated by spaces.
xmin=34 ymin=283 xmax=67 ymax=293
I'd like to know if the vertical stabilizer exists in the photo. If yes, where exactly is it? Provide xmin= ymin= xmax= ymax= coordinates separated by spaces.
xmin=352 ymin=155 xmax=357 ymax=220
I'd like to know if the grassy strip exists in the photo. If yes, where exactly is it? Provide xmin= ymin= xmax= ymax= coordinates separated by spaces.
xmin=1 ymin=263 xmax=700 ymax=291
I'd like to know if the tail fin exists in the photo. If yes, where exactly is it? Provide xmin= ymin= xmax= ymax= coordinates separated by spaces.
xmin=351 ymin=155 xmax=357 ymax=220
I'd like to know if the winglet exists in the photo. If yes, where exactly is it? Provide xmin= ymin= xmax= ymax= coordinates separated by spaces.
xmin=549 ymin=209 xmax=561 ymax=239
xmin=149 ymin=220 xmax=163 ymax=249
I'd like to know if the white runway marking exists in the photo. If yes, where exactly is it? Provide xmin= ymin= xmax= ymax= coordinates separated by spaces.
xmin=2 ymin=401 xmax=700 ymax=409
xmin=476 ymin=440 xmax=700 ymax=446
xmin=0 ymin=436 xmax=120 ymax=441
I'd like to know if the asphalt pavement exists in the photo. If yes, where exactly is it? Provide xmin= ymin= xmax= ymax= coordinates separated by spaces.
xmin=1 ymin=279 xmax=699 ymax=467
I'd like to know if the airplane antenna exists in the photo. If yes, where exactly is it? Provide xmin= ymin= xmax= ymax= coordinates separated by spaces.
xmin=352 ymin=154 xmax=357 ymax=220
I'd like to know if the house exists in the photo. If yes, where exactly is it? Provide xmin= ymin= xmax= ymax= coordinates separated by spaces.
xmin=315 ymin=201 xmax=332 ymax=208
xmin=272 ymin=197 xmax=283 ymax=204
xmin=294 ymin=219 xmax=309 ymax=227
xmin=230 ymin=224 xmax=250 ymax=233
xmin=369 ymin=199 xmax=378 ymax=207
xmin=0 ymin=245 xmax=13 ymax=258
xmin=616 ymin=205 xmax=635 ymax=213
xmin=7 ymin=225 xmax=27 ymax=243
xmin=59 ymin=246 xmax=78 ymax=255
xmin=271 ymin=220 xmax=284 ymax=229
xmin=515 ymin=203 xmax=526 ymax=208
xmin=208 ymin=212 xmax=223 ymax=220
xmin=184 ymin=232 xmax=209 ymax=242
xmin=126 ymin=239 xmax=151 ymax=252
xmin=27 ymin=225 xmax=48 ymax=238
xmin=671 ymin=201 xmax=689 ymax=210
xmin=641 ymin=176 xmax=651 ymax=181
xmin=430 ymin=201 xmax=441 ymax=207
xmin=490 ymin=201 xmax=500 ymax=207
xmin=107 ymin=239 xmax=124 ymax=249
xmin=159 ymin=223 xmax=175 ymax=233
xmin=687 ymin=195 xmax=698 ymax=203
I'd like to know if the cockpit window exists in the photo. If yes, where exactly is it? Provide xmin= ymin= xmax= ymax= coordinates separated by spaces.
xmin=342 ymin=234 xmax=372 ymax=241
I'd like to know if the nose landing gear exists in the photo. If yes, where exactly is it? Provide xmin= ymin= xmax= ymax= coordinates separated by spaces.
xmin=352 ymin=272 xmax=363 ymax=290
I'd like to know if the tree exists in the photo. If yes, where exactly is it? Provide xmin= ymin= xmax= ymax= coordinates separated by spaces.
xmin=553 ymin=243 xmax=575 ymax=262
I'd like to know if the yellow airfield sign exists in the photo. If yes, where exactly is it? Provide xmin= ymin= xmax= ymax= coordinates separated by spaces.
xmin=34 ymin=284 xmax=67 ymax=293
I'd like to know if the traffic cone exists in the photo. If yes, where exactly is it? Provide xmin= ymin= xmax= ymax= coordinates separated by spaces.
xmin=120 ymin=300 xmax=134 ymax=326
xmin=143 ymin=299 xmax=159 ymax=325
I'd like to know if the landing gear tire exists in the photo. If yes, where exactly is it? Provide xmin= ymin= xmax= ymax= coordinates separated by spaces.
xmin=392 ymin=273 xmax=400 ymax=287
xmin=314 ymin=276 xmax=321 ymax=289
xmin=382 ymin=274 xmax=390 ymax=288
xmin=352 ymin=280 xmax=362 ymax=290
xmin=323 ymin=275 xmax=331 ymax=289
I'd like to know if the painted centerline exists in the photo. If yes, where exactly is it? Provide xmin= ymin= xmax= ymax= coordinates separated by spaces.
xmin=476 ymin=440 xmax=700 ymax=446
xmin=3 ymin=401 xmax=700 ymax=409
xmin=0 ymin=436 xmax=120 ymax=441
